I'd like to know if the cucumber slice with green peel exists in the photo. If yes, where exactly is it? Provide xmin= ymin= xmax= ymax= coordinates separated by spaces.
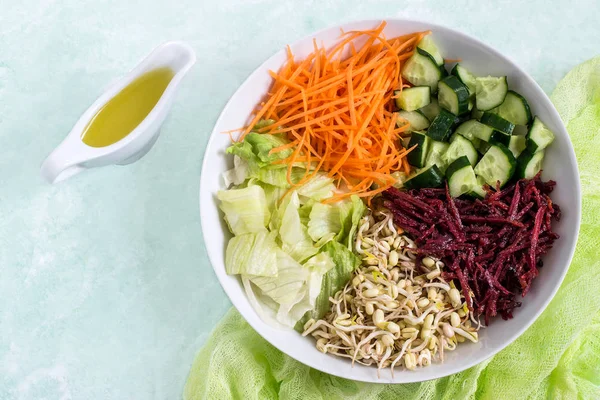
xmin=452 ymin=113 xmax=471 ymax=129
xmin=477 ymin=141 xmax=491 ymax=155
xmin=469 ymin=176 xmax=489 ymax=199
xmin=475 ymin=76 xmax=508 ymax=111
xmin=427 ymin=109 xmax=455 ymax=141
xmin=474 ymin=144 xmax=517 ymax=188
xmin=425 ymin=140 xmax=450 ymax=173
xmin=406 ymin=131 xmax=430 ymax=168
xmin=480 ymin=112 xmax=515 ymax=135
xmin=489 ymin=130 xmax=511 ymax=147
xmin=516 ymin=149 xmax=545 ymax=179
xmin=397 ymin=110 xmax=430 ymax=131
xmin=451 ymin=64 xmax=477 ymax=95
xmin=402 ymin=50 xmax=443 ymax=92
xmin=455 ymin=119 xmax=487 ymax=142
xmin=438 ymin=76 xmax=470 ymax=115
xmin=404 ymin=165 xmax=444 ymax=189
xmin=471 ymin=108 xmax=484 ymax=120
xmin=496 ymin=90 xmax=532 ymax=125
xmin=444 ymin=134 xmax=479 ymax=167
xmin=419 ymin=97 xmax=441 ymax=121
xmin=417 ymin=35 xmax=444 ymax=66
xmin=395 ymin=87 xmax=431 ymax=111
xmin=526 ymin=117 xmax=555 ymax=153
xmin=512 ymin=125 xmax=529 ymax=136
xmin=465 ymin=120 xmax=495 ymax=142
xmin=508 ymin=135 xmax=527 ymax=158
xmin=446 ymin=156 xmax=478 ymax=198
xmin=451 ymin=131 xmax=482 ymax=152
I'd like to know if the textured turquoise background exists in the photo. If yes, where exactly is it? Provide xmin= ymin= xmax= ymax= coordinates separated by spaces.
xmin=0 ymin=1 xmax=597 ymax=399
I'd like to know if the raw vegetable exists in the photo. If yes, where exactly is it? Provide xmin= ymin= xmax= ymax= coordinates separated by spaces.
xmin=417 ymin=34 xmax=444 ymax=65
xmin=438 ymin=75 xmax=470 ymax=115
xmin=451 ymin=64 xmax=477 ymax=95
xmin=402 ymin=48 xmax=444 ymax=92
xmin=382 ymin=176 xmax=561 ymax=324
xmin=495 ymin=90 xmax=532 ymax=126
xmin=419 ymin=97 xmax=441 ymax=121
xmin=295 ymin=240 xmax=361 ymax=331
xmin=446 ymin=156 xmax=478 ymax=197
xmin=395 ymin=87 xmax=431 ymax=111
xmin=220 ymin=132 xmax=367 ymax=328
xmin=526 ymin=117 xmax=555 ymax=152
xmin=473 ymin=144 xmax=516 ymax=188
xmin=303 ymin=209 xmax=479 ymax=372
xmin=427 ymin=108 xmax=455 ymax=141
xmin=475 ymin=76 xmax=508 ymax=111
xmin=397 ymin=110 xmax=430 ymax=132
xmin=236 ymin=22 xmax=429 ymax=202
xmin=406 ymin=131 xmax=429 ymax=167
xmin=225 ymin=231 xmax=279 ymax=276
xmin=217 ymin=185 xmax=269 ymax=235
xmin=403 ymin=165 xmax=444 ymax=189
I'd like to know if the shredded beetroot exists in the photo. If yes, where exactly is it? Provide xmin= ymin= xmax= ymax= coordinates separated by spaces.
xmin=382 ymin=173 xmax=560 ymax=325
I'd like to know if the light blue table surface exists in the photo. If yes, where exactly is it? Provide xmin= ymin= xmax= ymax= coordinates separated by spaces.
xmin=1 ymin=1 xmax=597 ymax=398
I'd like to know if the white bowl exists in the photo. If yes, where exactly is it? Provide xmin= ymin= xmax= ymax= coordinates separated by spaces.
xmin=199 ymin=19 xmax=581 ymax=383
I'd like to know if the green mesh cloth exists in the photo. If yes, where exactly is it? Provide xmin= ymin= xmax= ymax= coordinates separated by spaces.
xmin=184 ymin=58 xmax=600 ymax=400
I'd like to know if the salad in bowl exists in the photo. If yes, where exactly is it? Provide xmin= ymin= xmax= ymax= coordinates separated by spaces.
xmin=200 ymin=20 xmax=580 ymax=382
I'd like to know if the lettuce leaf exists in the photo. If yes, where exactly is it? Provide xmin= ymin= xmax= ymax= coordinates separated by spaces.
xmin=337 ymin=195 xmax=366 ymax=249
xmin=222 ymin=155 xmax=250 ymax=187
xmin=250 ymin=250 xmax=308 ymax=304
xmin=272 ymin=191 xmax=319 ymax=263
xmin=307 ymin=202 xmax=341 ymax=243
xmin=217 ymin=185 xmax=269 ymax=235
xmin=225 ymin=231 xmax=278 ymax=277
xmin=294 ymin=241 xmax=361 ymax=332
xmin=296 ymin=173 xmax=335 ymax=201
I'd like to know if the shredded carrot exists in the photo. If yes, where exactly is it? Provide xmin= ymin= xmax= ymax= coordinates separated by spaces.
xmin=238 ymin=22 xmax=427 ymax=202
xmin=444 ymin=58 xmax=462 ymax=63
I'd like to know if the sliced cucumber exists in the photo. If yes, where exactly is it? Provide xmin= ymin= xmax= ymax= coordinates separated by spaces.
xmin=397 ymin=110 xmax=430 ymax=132
xmin=496 ymin=90 xmax=532 ymax=126
xmin=469 ymin=176 xmax=488 ymax=199
xmin=402 ymin=50 xmax=442 ymax=92
xmin=480 ymin=112 xmax=515 ymax=135
xmin=404 ymin=165 xmax=444 ymax=189
xmin=417 ymin=35 xmax=444 ymax=66
xmin=451 ymin=64 xmax=477 ymax=95
xmin=474 ymin=144 xmax=516 ymax=188
xmin=465 ymin=120 xmax=495 ymax=142
xmin=425 ymin=140 xmax=450 ymax=173
xmin=526 ymin=117 xmax=555 ymax=153
xmin=475 ymin=76 xmax=508 ymax=111
xmin=419 ymin=97 xmax=441 ymax=121
xmin=452 ymin=113 xmax=471 ymax=129
xmin=406 ymin=131 xmax=430 ymax=168
xmin=512 ymin=124 xmax=529 ymax=136
xmin=489 ymin=130 xmax=511 ymax=147
xmin=508 ymin=135 xmax=527 ymax=158
xmin=477 ymin=141 xmax=491 ymax=154
xmin=446 ymin=156 xmax=478 ymax=197
xmin=516 ymin=149 xmax=545 ymax=179
xmin=438 ymin=76 xmax=470 ymax=115
xmin=427 ymin=109 xmax=455 ymax=142
xmin=445 ymin=134 xmax=478 ymax=167
xmin=471 ymin=108 xmax=484 ymax=120
xmin=395 ymin=87 xmax=431 ymax=111
xmin=455 ymin=119 xmax=487 ymax=143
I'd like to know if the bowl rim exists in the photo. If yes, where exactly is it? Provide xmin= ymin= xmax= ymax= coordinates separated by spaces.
xmin=199 ymin=17 xmax=582 ymax=383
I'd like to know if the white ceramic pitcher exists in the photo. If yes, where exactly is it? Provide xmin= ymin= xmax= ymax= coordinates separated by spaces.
xmin=40 ymin=41 xmax=196 ymax=183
